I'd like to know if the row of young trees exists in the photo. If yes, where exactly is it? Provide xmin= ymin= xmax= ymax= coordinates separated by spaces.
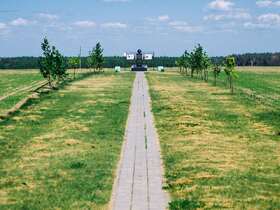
xmin=39 ymin=38 xmax=67 ymax=88
xmin=39 ymin=38 xmax=104 ymax=87
xmin=176 ymin=44 xmax=237 ymax=94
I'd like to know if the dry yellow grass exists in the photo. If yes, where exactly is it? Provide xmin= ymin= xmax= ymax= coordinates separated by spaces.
xmin=147 ymin=71 xmax=280 ymax=209
xmin=0 ymin=72 xmax=135 ymax=209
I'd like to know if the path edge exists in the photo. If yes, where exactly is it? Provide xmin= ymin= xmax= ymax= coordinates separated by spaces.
xmin=145 ymin=72 xmax=170 ymax=209
xmin=108 ymin=72 xmax=136 ymax=210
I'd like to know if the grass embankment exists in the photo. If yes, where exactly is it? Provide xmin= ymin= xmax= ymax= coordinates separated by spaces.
xmin=0 ymin=69 xmax=99 ymax=115
xmin=210 ymin=68 xmax=280 ymax=107
xmin=0 ymin=70 xmax=42 ymax=96
xmin=0 ymin=70 xmax=43 ymax=115
xmin=0 ymin=72 xmax=135 ymax=209
xmin=147 ymin=69 xmax=280 ymax=209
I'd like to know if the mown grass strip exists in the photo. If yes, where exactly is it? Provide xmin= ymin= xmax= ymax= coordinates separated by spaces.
xmin=0 ymin=72 xmax=135 ymax=209
xmin=147 ymin=70 xmax=280 ymax=209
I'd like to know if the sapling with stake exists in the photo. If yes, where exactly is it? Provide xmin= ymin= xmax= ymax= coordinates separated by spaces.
xmin=213 ymin=65 xmax=222 ymax=86
xmin=68 ymin=57 xmax=80 ymax=79
xmin=224 ymin=56 xmax=238 ymax=94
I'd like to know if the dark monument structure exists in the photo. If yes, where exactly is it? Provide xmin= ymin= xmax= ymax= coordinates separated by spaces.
xmin=124 ymin=49 xmax=154 ymax=71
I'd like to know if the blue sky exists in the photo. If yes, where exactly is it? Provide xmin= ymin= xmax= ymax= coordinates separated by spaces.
xmin=0 ymin=0 xmax=280 ymax=57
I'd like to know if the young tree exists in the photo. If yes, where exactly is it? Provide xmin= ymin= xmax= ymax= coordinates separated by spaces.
xmin=92 ymin=42 xmax=104 ymax=72
xmin=39 ymin=38 xmax=55 ymax=87
xmin=68 ymin=57 xmax=80 ymax=79
xmin=202 ymin=54 xmax=211 ymax=82
xmin=213 ymin=64 xmax=222 ymax=86
xmin=176 ymin=55 xmax=185 ymax=73
xmin=189 ymin=44 xmax=210 ymax=80
xmin=182 ymin=50 xmax=191 ymax=76
xmin=224 ymin=56 xmax=237 ymax=94
xmin=53 ymin=49 xmax=67 ymax=82
xmin=190 ymin=44 xmax=204 ymax=77
xmin=39 ymin=37 xmax=67 ymax=87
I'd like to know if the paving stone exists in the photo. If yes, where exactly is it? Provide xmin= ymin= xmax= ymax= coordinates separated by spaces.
xmin=111 ymin=72 xmax=168 ymax=210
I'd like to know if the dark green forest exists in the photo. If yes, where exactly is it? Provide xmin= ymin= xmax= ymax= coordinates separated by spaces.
xmin=0 ymin=56 xmax=178 ymax=69
xmin=0 ymin=52 xmax=280 ymax=69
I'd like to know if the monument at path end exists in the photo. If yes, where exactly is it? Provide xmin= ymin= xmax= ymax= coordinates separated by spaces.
xmin=124 ymin=49 xmax=154 ymax=71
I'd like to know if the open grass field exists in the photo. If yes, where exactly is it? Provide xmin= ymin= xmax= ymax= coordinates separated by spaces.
xmin=0 ymin=70 xmax=42 ymax=96
xmin=0 ymin=69 xmax=103 ymax=116
xmin=147 ymin=67 xmax=280 ymax=209
xmin=0 ymin=70 xmax=43 ymax=115
xmin=0 ymin=71 xmax=135 ymax=209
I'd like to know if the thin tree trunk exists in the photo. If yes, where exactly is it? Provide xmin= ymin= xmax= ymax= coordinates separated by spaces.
xmin=48 ymin=75 xmax=52 ymax=88
xmin=214 ymin=73 xmax=217 ymax=86
xmin=230 ymin=76 xmax=234 ymax=94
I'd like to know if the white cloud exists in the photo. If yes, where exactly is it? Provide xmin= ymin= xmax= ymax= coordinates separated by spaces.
xmin=158 ymin=15 xmax=170 ymax=22
xmin=146 ymin=15 xmax=170 ymax=22
xmin=169 ymin=21 xmax=202 ymax=32
xmin=244 ymin=13 xmax=280 ymax=29
xmin=38 ymin=13 xmax=59 ymax=20
xmin=0 ymin=23 xmax=7 ymax=30
xmin=169 ymin=21 xmax=188 ymax=26
xmin=10 ymin=18 xmax=34 ymax=26
xmin=204 ymin=11 xmax=251 ymax=21
xmin=243 ymin=22 xmax=270 ymax=29
xmin=73 ymin=21 xmax=96 ymax=28
xmin=256 ymin=0 xmax=280 ymax=7
xmin=101 ymin=22 xmax=127 ymax=29
xmin=258 ymin=13 xmax=280 ymax=24
xmin=208 ymin=0 xmax=234 ymax=11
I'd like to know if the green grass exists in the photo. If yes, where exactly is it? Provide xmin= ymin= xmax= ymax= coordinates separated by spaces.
xmin=209 ymin=70 xmax=280 ymax=107
xmin=0 ymin=70 xmax=43 ymax=115
xmin=147 ymin=69 xmax=280 ymax=209
xmin=0 ymin=70 xmax=42 ymax=96
xmin=0 ymin=69 xmax=101 ymax=115
xmin=0 ymin=71 xmax=135 ymax=209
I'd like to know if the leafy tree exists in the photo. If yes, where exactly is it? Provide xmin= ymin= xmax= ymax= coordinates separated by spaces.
xmin=183 ymin=44 xmax=211 ymax=81
xmin=176 ymin=55 xmax=185 ymax=73
xmin=38 ymin=37 xmax=67 ymax=87
xmin=68 ymin=56 xmax=80 ymax=79
xmin=39 ymin=38 xmax=54 ymax=87
xmin=53 ymin=49 xmax=67 ymax=82
xmin=202 ymin=54 xmax=211 ymax=82
xmin=190 ymin=44 xmax=202 ymax=78
xmin=182 ymin=50 xmax=191 ymax=76
xmin=224 ymin=56 xmax=237 ymax=94
xmin=213 ymin=64 xmax=222 ymax=86
xmin=92 ymin=42 xmax=104 ymax=72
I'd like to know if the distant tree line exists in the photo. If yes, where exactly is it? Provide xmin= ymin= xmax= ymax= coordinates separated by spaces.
xmin=212 ymin=52 xmax=280 ymax=66
xmin=1 ymin=52 xmax=280 ymax=70
xmin=0 ymin=56 xmax=178 ymax=69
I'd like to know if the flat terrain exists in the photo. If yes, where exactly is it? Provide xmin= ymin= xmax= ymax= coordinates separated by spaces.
xmin=147 ymin=67 xmax=280 ymax=209
xmin=0 ymin=71 xmax=134 ymax=209
xmin=0 ymin=70 xmax=43 ymax=114
xmin=0 ymin=70 xmax=42 ymax=96
xmin=111 ymin=72 xmax=167 ymax=210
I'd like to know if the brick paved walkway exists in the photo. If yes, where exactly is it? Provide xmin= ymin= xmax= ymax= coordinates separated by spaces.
xmin=110 ymin=72 xmax=168 ymax=210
